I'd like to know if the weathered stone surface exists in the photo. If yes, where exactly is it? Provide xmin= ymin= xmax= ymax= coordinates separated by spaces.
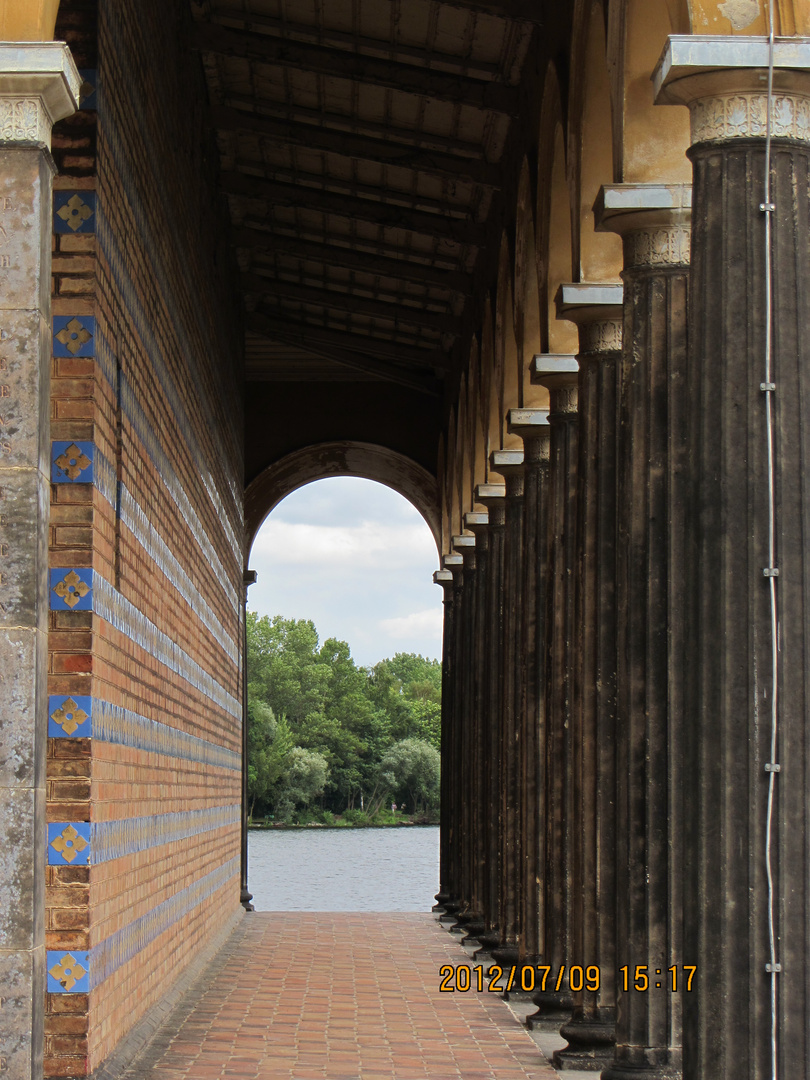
xmin=0 ymin=786 xmax=44 ymax=951
xmin=0 ymin=471 xmax=50 ymax=627
xmin=0 ymin=310 xmax=53 ymax=473
xmin=0 ymin=947 xmax=44 ymax=1080
xmin=0 ymin=628 xmax=45 ymax=789
xmin=0 ymin=150 xmax=53 ymax=314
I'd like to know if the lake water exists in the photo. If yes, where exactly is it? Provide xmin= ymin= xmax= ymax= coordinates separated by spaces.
xmin=247 ymin=825 xmax=440 ymax=911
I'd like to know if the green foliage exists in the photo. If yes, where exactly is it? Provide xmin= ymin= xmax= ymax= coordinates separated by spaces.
xmin=377 ymin=738 xmax=441 ymax=815
xmin=246 ymin=613 xmax=442 ymax=822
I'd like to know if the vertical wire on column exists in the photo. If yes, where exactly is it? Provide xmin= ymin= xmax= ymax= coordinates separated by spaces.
xmin=759 ymin=6 xmax=780 ymax=1080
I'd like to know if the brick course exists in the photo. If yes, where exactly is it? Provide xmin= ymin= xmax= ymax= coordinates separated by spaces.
xmin=46 ymin=1 xmax=244 ymax=1075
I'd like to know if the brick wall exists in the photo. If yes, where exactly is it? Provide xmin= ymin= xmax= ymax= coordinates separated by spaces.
xmin=45 ymin=2 xmax=245 ymax=1075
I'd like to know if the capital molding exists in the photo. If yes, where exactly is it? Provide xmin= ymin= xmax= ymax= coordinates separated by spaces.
xmin=555 ymin=284 xmax=624 ymax=356
xmin=653 ymin=34 xmax=810 ymax=146
xmin=595 ymin=185 xmax=692 ymax=269
xmin=531 ymin=355 xmax=579 ymax=416
xmin=0 ymin=43 xmax=81 ymax=147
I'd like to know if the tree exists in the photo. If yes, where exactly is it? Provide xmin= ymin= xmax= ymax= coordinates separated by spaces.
xmin=378 ymin=738 xmax=441 ymax=815
xmin=246 ymin=701 xmax=293 ymax=819
xmin=274 ymin=746 xmax=329 ymax=819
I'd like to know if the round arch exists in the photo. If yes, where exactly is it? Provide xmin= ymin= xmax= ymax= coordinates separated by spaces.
xmin=245 ymin=442 xmax=442 ymax=555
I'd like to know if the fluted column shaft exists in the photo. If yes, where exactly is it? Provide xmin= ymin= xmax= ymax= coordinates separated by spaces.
xmin=453 ymin=537 xmax=478 ymax=923
xmin=595 ymin=186 xmax=691 ymax=1080
xmin=507 ymin=413 xmax=551 ymax=965
xmin=490 ymin=450 xmax=525 ymax=963
xmin=434 ymin=568 xmax=455 ymax=911
xmin=656 ymin=39 xmax=810 ymax=1080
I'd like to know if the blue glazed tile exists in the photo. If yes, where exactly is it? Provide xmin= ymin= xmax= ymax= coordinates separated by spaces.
xmin=54 ymin=191 xmax=96 ymax=234
xmin=53 ymin=316 xmax=95 ymax=358
xmin=50 ymin=569 xmax=93 ymax=611
xmin=51 ymin=441 xmax=95 ymax=483
xmin=47 ymin=951 xmax=90 ymax=994
xmin=48 ymin=695 xmax=93 ymax=738
xmin=78 ymin=69 xmax=97 ymax=111
xmin=48 ymin=823 xmax=91 ymax=866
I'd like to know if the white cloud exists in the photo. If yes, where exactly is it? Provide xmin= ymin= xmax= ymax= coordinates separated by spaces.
xmin=252 ymin=519 xmax=435 ymax=569
xmin=379 ymin=609 xmax=443 ymax=641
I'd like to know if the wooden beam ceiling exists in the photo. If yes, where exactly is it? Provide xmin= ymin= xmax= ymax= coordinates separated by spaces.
xmin=234 ymin=228 xmax=473 ymax=293
xmin=211 ymin=106 xmax=500 ymax=188
xmin=220 ymin=171 xmax=487 ymax=245
xmin=192 ymin=23 xmax=520 ymax=114
xmin=241 ymin=272 xmax=459 ymax=335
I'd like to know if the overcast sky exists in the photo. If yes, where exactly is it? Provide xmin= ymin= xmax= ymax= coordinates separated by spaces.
xmin=247 ymin=477 xmax=444 ymax=669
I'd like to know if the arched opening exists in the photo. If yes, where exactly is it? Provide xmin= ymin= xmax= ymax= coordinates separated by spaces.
xmin=245 ymin=471 xmax=443 ymax=911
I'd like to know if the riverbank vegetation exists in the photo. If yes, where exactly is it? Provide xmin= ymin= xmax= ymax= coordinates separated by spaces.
xmin=247 ymin=612 xmax=441 ymax=825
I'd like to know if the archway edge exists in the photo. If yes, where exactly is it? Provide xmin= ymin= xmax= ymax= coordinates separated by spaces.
xmin=245 ymin=441 xmax=442 ymax=555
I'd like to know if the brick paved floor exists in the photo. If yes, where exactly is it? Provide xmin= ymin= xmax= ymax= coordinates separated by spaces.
xmin=121 ymin=913 xmax=559 ymax=1080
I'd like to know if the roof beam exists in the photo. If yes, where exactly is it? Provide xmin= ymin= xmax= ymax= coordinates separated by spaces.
xmin=249 ymin=309 xmax=452 ymax=369
xmin=247 ymin=313 xmax=445 ymax=393
xmin=233 ymin=228 xmax=473 ymax=293
xmin=241 ymin=272 xmax=459 ymax=335
xmin=208 ymin=10 xmax=503 ymax=77
xmin=212 ymin=106 xmax=500 ymax=188
xmin=191 ymin=23 xmax=519 ymax=115
xmin=435 ymin=0 xmax=544 ymax=22
xmin=223 ymin=93 xmax=493 ymax=159
xmin=220 ymin=171 xmax=487 ymax=245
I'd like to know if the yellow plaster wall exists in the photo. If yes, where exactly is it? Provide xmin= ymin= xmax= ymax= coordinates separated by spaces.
xmin=0 ymin=0 xmax=60 ymax=39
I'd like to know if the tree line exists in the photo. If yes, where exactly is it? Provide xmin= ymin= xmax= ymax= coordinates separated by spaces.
xmin=246 ymin=612 xmax=442 ymax=825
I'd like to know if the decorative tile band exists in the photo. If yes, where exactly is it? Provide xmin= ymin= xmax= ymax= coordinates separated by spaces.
xmin=50 ymin=568 xmax=93 ymax=611
xmin=48 ymin=823 xmax=91 ymax=865
xmin=91 ymin=804 xmax=241 ymax=864
xmin=92 ymin=574 xmax=241 ymax=720
xmin=89 ymin=856 xmax=239 ymax=990
xmin=53 ymin=315 xmax=96 ymax=357
xmin=47 ymin=951 xmax=90 ymax=994
xmin=51 ymin=441 xmax=95 ymax=483
xmin=54 ymin=191 xmax=96 ymax=234
xmin=48 ymin=695 xmax=93 ymax=738
xmin=47 ymin=693 xmax=241 ymax=771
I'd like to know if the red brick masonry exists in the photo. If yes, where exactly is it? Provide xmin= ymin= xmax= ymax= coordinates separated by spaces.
xmin=121 ymin=913 xmax=557 ymax=1080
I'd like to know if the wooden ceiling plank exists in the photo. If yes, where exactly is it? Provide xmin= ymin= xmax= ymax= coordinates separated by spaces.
xmin=241 ymin=271 xmax=459 ymax=334
xmin=249 ymin=309 xmax=453 ymax=369
xmin=212 ymin=105 xmax=500 ymax=188
xmin=434 ymin=0 xmax=544 ymax=23
xmin=232 ymin=227 xmax=474 ymax=293
xmin=207 ymin=9 xmax=503 ymax=77
xmin=191 ymin=23 xmax=519 ymax=115
xmin=221 ymin=171 xmax=488 ymax=245
xmin=223 ymin=93 xmax=492 ymax=159
xmin=247 ymin=313 xmax=444 ymax=393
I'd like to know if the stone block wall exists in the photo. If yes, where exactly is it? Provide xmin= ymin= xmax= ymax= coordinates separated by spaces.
xmin=43 ymin=2 xmax=245 ymax=1075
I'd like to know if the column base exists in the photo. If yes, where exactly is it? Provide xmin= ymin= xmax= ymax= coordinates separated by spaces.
xmin=600 ymin=1048 xmax=682 ymax=1080
xmin=525 ymin=990 xmax=573 ymax=1031
xmin=475 ymin=930 xmax=502 ymax=951
xmin=240 ymin=888 xmax=255 ymax=912
xmin=490 ymin=943 xmax=520 ymax=966
xmin=553 ymin=1009 xmax=615 ymax=1071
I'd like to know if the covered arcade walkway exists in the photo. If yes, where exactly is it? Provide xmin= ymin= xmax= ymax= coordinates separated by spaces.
xmin=106 ymin=914 xmax=558 ymax=1080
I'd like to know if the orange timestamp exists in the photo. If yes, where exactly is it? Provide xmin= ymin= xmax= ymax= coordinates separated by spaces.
xmin=438 ymin=964 xmax=698 ymax=994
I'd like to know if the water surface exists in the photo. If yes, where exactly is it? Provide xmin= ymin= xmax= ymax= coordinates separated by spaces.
xmin=248 ymin=825 xmax=440 ymax=911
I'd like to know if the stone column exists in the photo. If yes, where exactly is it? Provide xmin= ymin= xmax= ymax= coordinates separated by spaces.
xmin=241 ymin=569 xmax=257 ymax=911
xmin=0 ymin=45 xmax=79 ymax=1080
xmin=489 ymin=449 xmax=524 ymax=965
xmin=450 ymin=533 xmax=479 ymax=931
xmin=474 ymin=485 xmax=506 ymax=949
xmin=523 ymin=357 xmax=580 ymax=1035
xmin=433 ymin=567 xmax=455 ymax=913
xmin=594 ymin=185 xmax=691 ymax=1079
xmin=534 ymin=286 xmax=623 ymax=1043
xmin=655 ymin=36 xmax=810 ymax=1080
xmin=438 ymin=557 xmax=462 ymax=920
xmin=506 ymin=409 xmax=551 ymax=969
xmin=461 ymin=511 xmax=491 ymax=942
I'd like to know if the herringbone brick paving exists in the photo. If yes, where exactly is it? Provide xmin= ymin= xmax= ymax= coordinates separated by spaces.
xmin=121 ymin=913 xmax=558 ymax=1080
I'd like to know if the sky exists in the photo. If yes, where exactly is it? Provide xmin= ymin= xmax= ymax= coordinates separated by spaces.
xmin=247 ymin=477 xmax=444 ymax=668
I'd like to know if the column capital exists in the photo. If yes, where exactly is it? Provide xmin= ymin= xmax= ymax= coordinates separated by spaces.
xmin=555 ymin=284 xmax=624 ymax=356
xmin=442 ymin=553 xmax=464 ymax=572
xmin=0 ymin=43 xmax=81 ymax=148
xmin=433 ymin=568 xmax=454 ymax=589
xmin=507 ymin=409 xmax=551 ymax=463
xmin=464 ymin=510 xmax=489 ymax=532
xmin=653 ymin=34 xmax=810 ymax=146
xmin=532 ymin=355 xmax=579 ymax=418
xmin=451 ymin=534 xmax=475 ymax=552
xmin=475 ymin=484 xmax=505 ymax=525
xmin=595 ymin=184 xmax=692 ymax=269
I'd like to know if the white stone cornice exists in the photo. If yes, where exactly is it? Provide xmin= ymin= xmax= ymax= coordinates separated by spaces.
xmin=653 ymin=34 xmax=810 ymax=145
xmin=595 ymin=185 xmax=692 ymax=269
xmin=555 ymin=284 xmax=624 ymax=356
xmin=0 ymin=43 xmax=81 ymax=147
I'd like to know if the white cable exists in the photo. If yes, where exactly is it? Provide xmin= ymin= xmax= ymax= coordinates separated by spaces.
xmin=761 ymin=7 xmax=779 ymax=1080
